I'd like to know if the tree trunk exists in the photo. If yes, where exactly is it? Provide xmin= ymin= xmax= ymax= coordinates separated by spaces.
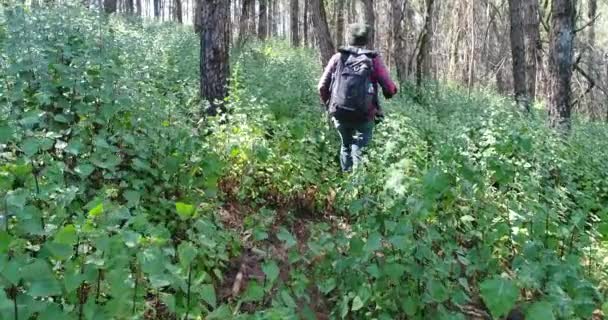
xmin=258 ymin=0 xmax=268 ymax=40
xmin=416 ymin=0 xmax=434 ymax=87
xmin=523 ymin=0 xmax=540 ymax=102
xmin=194 ymin=0 xmax=202 ymax=33
xmin=136 ymin=0 xmax=141 ymax=16
xmin=391 ymin=0 xmax=408 ymax=83
xmin=304 ymin=0 xmax=309 ymax=46
xmin=291 ymin=0 xmax=300 ymax=46
xmin=359 ymin=0 xmax=375 ymax=48
xmin=125 ymin=0 xmax=133 ymax=14
xmin=548 ymin=0 xmax=574 ymax=131
xmin=508 ymin=0 xmax=528 ymax=110
xmin=200 ymin=0 xmax=231 ymax=115
xmin=238 ymin=0 xmax=252 ymax=43
xmin=175 ymin=0 xmax=182 ymax=23
xmin=154 ymin=0 xmax=160 ymax=18
xmin=310 ymin=0 xmax=336 ymax=65
xmin=271 ymin=0 xmax=279 ymax=37
xmin=587 ymin=0 xmax=598 ymax=119
xmin=104 ymin=0 xmax=117 ymax=14
xmin=335 ymin=0 xmax=345 ymax=47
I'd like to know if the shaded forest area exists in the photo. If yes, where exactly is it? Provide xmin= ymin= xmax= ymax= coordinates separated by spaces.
xmin=1 ymin=0 xmax=608 ymax=320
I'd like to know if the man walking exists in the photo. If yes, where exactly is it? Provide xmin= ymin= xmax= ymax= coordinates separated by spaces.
xmin=318 ymin=23 xmax=398 ymax=172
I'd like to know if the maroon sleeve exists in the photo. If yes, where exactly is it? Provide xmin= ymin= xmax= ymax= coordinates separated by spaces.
xmin=318 ymin=54 xmax=341 ymax=105
xmin=372 ymin=56 xmax=398 ymax=98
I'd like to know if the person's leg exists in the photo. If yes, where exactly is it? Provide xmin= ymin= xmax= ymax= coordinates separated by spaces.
xmin=334 ymin=118 xmax=355 ymax=172
xmin=351 ymin=121 xmax=374 ymax=170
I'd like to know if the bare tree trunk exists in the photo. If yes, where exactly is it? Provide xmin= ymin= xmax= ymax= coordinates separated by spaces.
xmin=311 ymin=0 xmax=336 ymax=65
xmin=174 ymin=0 xmax=182 ymax=22
xmin=523 ymin=0 xmax=540 ymax=102
xmin=238 ymin=0 xmax=253 ymax=43
xmin=335 ymin=0 xmax=345 ymax=47
xmin=508 ymin=0 xmax=528 ymax=110
xmin=548 ymin=0 xmax=574 ymax=131
xmin=359 ymin=0 xmax=375 ymax=48
xmin=136 ymin=0 xmax=141 ymax=16
xmin=304 ymin=0 xmax=309 ymax=46
xmin=416 ymin=0 xmax=434 ymax=87
xmin=194 ymin=0 xmax=202 ymax=32
xmin=391 ymin=0 xmax=408 ymax=83
xmin=200 ymin=0 xmax=231 ymax=115
xmin=271 ymin=0 xmax=278 ymax=37
xmin=125 ymin=0 xmax=133 ymax=14
xmin=153 ymin=0 xmax=160 ymax=17
xmin=258 ymin=0 xmax=268 ymax=40
xmin=587 ymin=0 xmax=598 ymax=119
xmin=104 ymin=0 xmax=117 ymax=13
xmin=291 ymin=0 xmax=300 ymax=46
xmin=467 ymin=0 xmax=476 ymax=90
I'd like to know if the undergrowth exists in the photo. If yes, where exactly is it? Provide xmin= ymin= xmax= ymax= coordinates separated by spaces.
xmin=0 ymin=3 xmax=607 ymax=320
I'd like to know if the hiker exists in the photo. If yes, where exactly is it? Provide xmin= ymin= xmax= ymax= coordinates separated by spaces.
xmin=318 ymin=23 xmax=398 ymax=172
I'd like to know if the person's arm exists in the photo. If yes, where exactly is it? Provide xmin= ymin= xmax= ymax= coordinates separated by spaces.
xmin=318 ymin=54 xmax=340 ymax=106
xmin=373 ymin=56 xmax=398 ymax=99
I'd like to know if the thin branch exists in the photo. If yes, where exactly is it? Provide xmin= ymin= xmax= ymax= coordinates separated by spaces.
xmin=574 ymin=13 xmax=600 ymax=34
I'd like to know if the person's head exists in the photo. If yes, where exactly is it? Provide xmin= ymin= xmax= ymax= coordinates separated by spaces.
xmin=347 ymin=23 xmax=371 ymax=47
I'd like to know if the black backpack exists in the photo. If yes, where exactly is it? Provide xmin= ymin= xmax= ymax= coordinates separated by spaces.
xmin=329 ymin=47 xmax=377 ymax=122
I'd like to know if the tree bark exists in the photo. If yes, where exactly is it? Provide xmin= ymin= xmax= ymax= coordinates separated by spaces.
xmin=258 ymin=0 xmax=268 ymax=40
xmin=548 ymin=0 xmax=574 ymax=132
xmin=154 ymin=0 xmax=160 ymax=18
xmin=310 ymin=0 xmax=336 ymax=65
xmin=335 ymin=0 xmax=345 ymax=47
xmin=304 ymin=0 xmax=309 ymax=46
xmin=391 ymin=0 xmax=408 ymax=83
xmin=291 ymin=0 xmax=300 ymax=46
xmin=238 ymin=0 xmax=253 ymax=43
xmin=416 ymin=0 xmax=434 ymax=87
xmin=125 ymin=0 xmax=133 ymax=14
xmin=359 ymin=0 xmax=375 ymax=48
xmin=104 ymin=0 xmax=117 ymax=14
xmin=587 ymin=0 xmax=598 ymax=119
xmin=174 ymin=0 xmax=182 ymax=23
xmin=271 ymin=0 xmax=279 ymax=37
xmin=508 ymin=0 xmax=528 ymax=110
xmin=200 ymin=0 xmax=231 ymax=115
xmin=194 ymin=0 xmax=202 ymax=33
xmin=136 ymin=0 xmax=141 ymax=16
xmin=523 ymin=0 xmax=540 ymax=102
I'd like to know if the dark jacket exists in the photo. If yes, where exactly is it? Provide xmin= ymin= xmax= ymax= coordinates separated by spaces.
xmin=318 ymin=47 xmax=398 ymax=121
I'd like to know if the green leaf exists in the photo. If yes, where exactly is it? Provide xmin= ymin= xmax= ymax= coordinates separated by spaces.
xmin=0 ymin=231 xmax=12 ymax=253
xmin=480 ymin=277 xmax=519 ymax=319
xmin=277 ymin=227 xmax=297 ymax=249
xmin=123 ymin=190 xmax=141 ymax=208
xmin=0 ymin=125 xmax=13 ymax=144
xmin=526 ymin=301 xmax=555 ymax=320
xmin=22 ymin=260 xmax=61 ymax=297
xmin=351 ymin=296 xmax=364 ymax=311
xmin=364 ymin=232 xmax=382 ymax=253
xmin=207 ymin=304 xmax=232 ymax=319
xmin=262 ymin=260 xmax=280 ymax=283
xmin=428 ymin=279 xmax=449 ymax=302
xmin=75 ymin=163 xmax=95 ymax=177
xmin=175 ymin=202 xmax=195 ymax=220
xmin=177 ymin=242 xmax=197 ymax=267
xmin=383 ymin=263 xmax=405 ymax=280
xmin=54 ymin=224 xmax=77 ymax=245
xmin=88 ymin=203 xmax=104 ymax=218
xmin=200 ymin=284 xmax=216 ymax=308
xmin=242 ymin=281 xmax=264 ymax=302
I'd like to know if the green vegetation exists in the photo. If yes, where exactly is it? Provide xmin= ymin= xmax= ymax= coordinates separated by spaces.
xmin=1 ymin=5 xmax=607 ymax=319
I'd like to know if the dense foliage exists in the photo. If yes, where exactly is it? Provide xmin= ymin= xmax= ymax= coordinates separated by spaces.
xmin=1 ymin=4 xmax=607 ymax=319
